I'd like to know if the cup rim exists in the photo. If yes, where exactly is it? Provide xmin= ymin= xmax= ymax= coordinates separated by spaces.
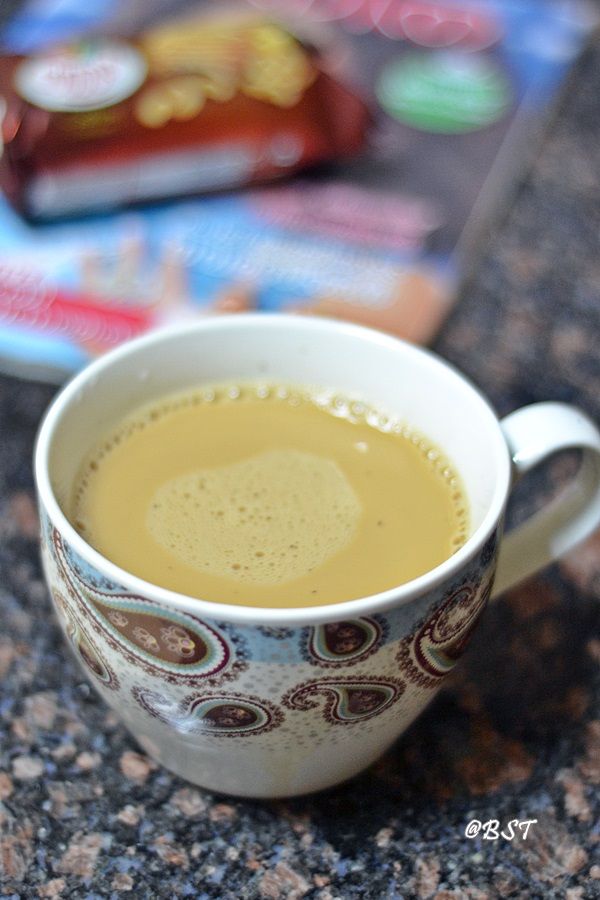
xmin=34 ymin=314 xmax=511 ymax=626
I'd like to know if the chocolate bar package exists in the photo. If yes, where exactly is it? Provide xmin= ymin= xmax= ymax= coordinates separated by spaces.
xmin=0 ymin=0 xmax=596 ymax=381
xmin=0 ymin=11 xmax=368 ymax=217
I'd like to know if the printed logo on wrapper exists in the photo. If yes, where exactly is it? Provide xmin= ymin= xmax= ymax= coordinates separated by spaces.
xmin=14 ymin=40 xmax=147 ymax=113
xmin=377 ymin=52 xmax=512 ymax=134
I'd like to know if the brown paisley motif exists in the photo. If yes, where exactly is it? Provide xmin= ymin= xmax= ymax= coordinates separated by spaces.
xmin=282 ymin=676 xmax=405 ymax=724
xmin=51 ymin=528 xmax=247 ymax=686
xmin=51 ymin=587 xmax=71 ymax=620
xmin=132 ymin=686 xmax=284 ymax=737
xmin=304 ymin=617 xmax=387 ymax=667
xmin=396 ymin=577 xmax=492 ymax=689
xmin=52 ymin=588 xmax=120 ymax=691
xmin=75 ymin=632 xmax=121 ymax=691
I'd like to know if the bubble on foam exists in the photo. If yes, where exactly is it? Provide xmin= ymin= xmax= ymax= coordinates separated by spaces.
xmin=146 ymin=449 xmax=361 ymax=586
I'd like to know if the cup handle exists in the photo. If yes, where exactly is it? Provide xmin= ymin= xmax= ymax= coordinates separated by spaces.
xmin=491 ymin=402 xmax=600 ymax=599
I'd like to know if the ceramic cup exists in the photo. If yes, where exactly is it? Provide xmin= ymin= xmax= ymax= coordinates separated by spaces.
xmin=34 ymin=315 xmax=600 ymax=797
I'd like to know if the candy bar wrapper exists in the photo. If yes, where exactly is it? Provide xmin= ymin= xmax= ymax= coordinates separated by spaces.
xmin=0 ymin=12 xmax=369 ymax=218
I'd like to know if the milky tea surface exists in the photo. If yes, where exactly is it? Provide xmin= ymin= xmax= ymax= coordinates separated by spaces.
xmin=71 ymin=383 xmax=469 ymax=608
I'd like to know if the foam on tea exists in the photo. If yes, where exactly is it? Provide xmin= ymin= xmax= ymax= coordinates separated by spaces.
xmin=71 ymin=382 xmax=469 ymax=607
xmin=147 ymin=449 xmax=361 ymax=585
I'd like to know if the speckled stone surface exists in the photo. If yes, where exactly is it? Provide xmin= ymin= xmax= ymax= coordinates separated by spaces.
xmin=2 ymin=36 xmax=600 ymax=900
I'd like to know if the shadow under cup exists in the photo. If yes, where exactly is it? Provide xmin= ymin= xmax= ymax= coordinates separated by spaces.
xmin=34 ymin=315 xmax=510 ymax=797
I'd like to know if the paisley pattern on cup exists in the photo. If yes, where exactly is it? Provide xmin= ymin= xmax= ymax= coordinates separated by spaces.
xmin=51 ymin=528 xmax=248 ymax=686
xmin=396 ymin=575 xmax=492 ymax=688
xmin=132 ymin=686 xmax=284 ymax=737
xmin=52 ymin=588 xmax=120 ymax=691
xmin=43 ymin=507 xmax=500 ymax=751
xmin=282 ymin=676 xmax=405 ymax=724
xmin=302 ymin=616 xmax=387 ymax=667
xmin=257 ymin=626 xmax=295 ymax=640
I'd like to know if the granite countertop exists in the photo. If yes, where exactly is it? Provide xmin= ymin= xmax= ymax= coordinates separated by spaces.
xmin=1 ymin=33 xmax=600 ymax=900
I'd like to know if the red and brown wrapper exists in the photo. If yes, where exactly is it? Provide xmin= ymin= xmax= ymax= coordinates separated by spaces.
xmin=0 ymin=13 xmax=369 ymax=218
